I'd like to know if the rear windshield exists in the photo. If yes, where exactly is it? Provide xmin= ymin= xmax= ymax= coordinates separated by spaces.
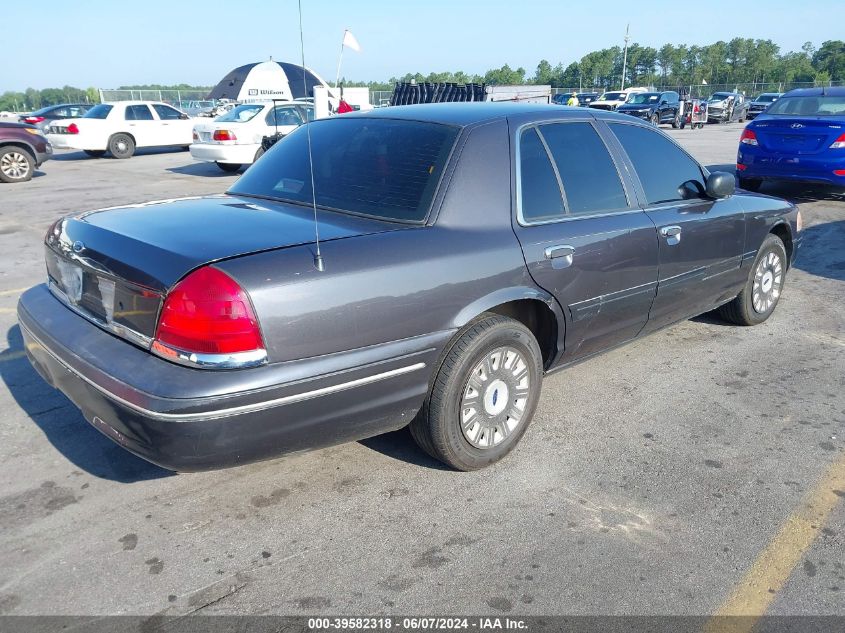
xmin=83 ymin=104 xmax=113 ymax=119
xmin=601 ymin=92 xmax=625 ymax=101
xmin=216 ymin=104 xmax=264 ymax=123
xmin=755 ymin=94 xmax=780 ymax=103
xmin=229 ymin=118 xmax=459 ymax=223
xmin=708 ymin=93 xmax=733 ymax=102
xmin=764 ymin=95 xmax=845 ymax=117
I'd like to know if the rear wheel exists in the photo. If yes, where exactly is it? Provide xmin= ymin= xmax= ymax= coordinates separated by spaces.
xmin=409 ymin=314 xmax=543 ymax=471
xmin=718 ymin=234 xmax=787 ymax=326
xmin=0 ymin=146 xmax=34 ymax=183
xmin=216 ymin=162 xmax=241 ymax=173
xmin=739 ymin=177 xmax=762 ymax=192
xmin=84 ymin=150 xmax=105 ymax=158
xmin=108 ymin=133 xmax=135 ymax=159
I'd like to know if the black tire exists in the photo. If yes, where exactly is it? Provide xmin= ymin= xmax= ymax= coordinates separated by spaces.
xmin=409 ymin=314 xmax=543 ymax=471
xmin=83 ymin=150 xmax=106 ymax=158
xmin=739 ymin=177 xmax=762 ymax=192
xmin=650 ymin=113 xmax=660 ymax=126
xmin=216 ymin=162 xmax=241 ymax=173
xmin=253 ymin=147 xmax=265 ymax=163
xmin=718 ymin=234 xmax=787 ymax=326
xmin=108 ymin=133 xmax=135 ymax=159
xmin=0 ymin=146 xmax=34 ymax=183
xmin=672 ymin=112 xmax=681 ymax=129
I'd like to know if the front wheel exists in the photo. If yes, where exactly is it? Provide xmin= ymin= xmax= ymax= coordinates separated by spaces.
xmin=650 ymin=113 xmax=660 ymax=126
xmin=717 ymin=234 xmax=787 ymax=326
xmin=409 ymin=314 xmax=543 ymax=471
xmin=215 ymin=162 xmax=241 ymax=173
xmin=672 ymin=113 xmax=681 ymax=129
xmin=0 ymin=146 xmax=34 ymax=183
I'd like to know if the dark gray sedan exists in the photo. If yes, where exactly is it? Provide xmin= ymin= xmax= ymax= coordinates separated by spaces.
xmin=18 ymin=103 xmax=802 ymax=472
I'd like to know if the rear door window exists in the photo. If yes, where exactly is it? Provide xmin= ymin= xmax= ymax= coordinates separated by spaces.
xmin=266 ymin=106 xmax=304 ymax=127
xmin=125 ymin=105 xmax=154 ymax=121
xmin=83 ymin=104 xmax=113 ymax=119
xmin=518 ymin=127 xmax=564 ymax=222
xmin=539 ymin=122 xmax=628 ymax=215
xmin=609 ymin=123 xmax=706 ymax=205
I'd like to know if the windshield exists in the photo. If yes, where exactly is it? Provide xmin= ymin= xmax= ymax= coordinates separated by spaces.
xmin=83 ymin=104 xmax=113 ymax=119
xmin=764 ymin=95 xmax=845 ymax=117
xmin=755 ymin=94 xmax=780 ymax=103
xmin=229 ymin=118 xmax=459 ymax=222
xmin=627 ymin=93 xmax=659 ymax=105
xmin=216 ymin=104 xmax=264 ymax=123
xmin=600 ymin=92 xmax=626 ymax=101
xmin=708 ymin=93 xmax=733 ymax=102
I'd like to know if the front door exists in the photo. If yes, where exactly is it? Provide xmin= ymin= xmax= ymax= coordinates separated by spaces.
xmin=511 ymin=119 xmax=659 ymax=361
xmin=606 ymin=122 xmax=745 ymax=333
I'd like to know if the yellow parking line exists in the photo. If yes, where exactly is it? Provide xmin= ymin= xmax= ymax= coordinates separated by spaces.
xmin=705 ymin=453 xmax=845 ymax=633
xmin=0 ymin=287 xmax=28 ymax=297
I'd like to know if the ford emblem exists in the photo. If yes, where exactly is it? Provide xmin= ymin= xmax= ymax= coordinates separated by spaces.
xmin=790 ymin=123 xmax=805 ymax=129
xmin=72 ymin=240 xmax=85 ymax=253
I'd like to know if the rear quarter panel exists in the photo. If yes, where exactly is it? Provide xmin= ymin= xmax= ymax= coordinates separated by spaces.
xmin=736 ymin=191 xmax=799 ymax=263
xmin=216 ymin=119 xmax=550 ymax=364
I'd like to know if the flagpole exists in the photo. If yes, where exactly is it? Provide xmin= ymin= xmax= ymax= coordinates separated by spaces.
xmin=335 ymin=29 xmax=347 ymax=89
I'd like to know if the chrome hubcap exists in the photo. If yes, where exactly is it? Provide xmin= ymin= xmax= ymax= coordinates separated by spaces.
xmin=1 ymin=152 xmax=30 ymax=179
xmin=460 ymin=346 xmax=530 ymax=449
xmin=752 ymin=251 xmax=783 ymax=314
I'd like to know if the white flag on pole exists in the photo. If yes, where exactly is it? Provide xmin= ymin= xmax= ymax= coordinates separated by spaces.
xmin=343 ymin=29 xmax=361 ymax=52
xmin=702 ymin=79 xmax=708 ymax=85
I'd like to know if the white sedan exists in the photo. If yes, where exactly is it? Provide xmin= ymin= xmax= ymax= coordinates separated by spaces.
xmin=47 ymin=101 xmax=194 ymax=159
xmin=190 ymin=101 xmax=314 ymax=172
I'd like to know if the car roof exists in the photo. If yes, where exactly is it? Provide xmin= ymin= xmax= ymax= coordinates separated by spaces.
xmin=782 ymin=87 xmax=845 ymax=97
xmin=344 ymin=102 xmax=633 ymax=126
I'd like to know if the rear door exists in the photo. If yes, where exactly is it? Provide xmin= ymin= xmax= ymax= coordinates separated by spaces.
xmin=605 ymin=122 xmax=746 ymax=333
xmin=123 ymin=104 xmax=158 ymax=147
xmin=511 ymin=118 xmax=659 ymax=361
xmin=264 ymin=104 xmax=304 ymax=137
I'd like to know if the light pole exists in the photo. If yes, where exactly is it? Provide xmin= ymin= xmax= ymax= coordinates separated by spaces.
xmin=621 ymin=23 xmax=630 ymax=90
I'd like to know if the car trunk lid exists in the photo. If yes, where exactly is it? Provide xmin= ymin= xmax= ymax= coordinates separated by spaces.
xmin=45 ymin=194 xmax=401 ymax=344
xmin=752 ymin=118 xmax=841 ymax=154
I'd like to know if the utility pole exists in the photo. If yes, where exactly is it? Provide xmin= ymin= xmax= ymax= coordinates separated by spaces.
xmin=621 ymin=23 xmax=630 ymax=90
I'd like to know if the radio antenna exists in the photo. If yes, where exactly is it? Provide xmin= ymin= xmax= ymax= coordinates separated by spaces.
xmin=298 ymin=0 xmax=324 ymax=272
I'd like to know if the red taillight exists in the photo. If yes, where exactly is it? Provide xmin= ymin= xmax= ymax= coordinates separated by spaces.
xmin=67 ymin=123 xmax=79 ymax=134
xmin=213 ymin=129 xmax=236 ymax=141
xmin=24 ymin=116 xmax=45 ymax=124
xmin=834 ymin=169 xmax=845 ymax=176
xmin=830 ymin=133 xmax=845 ymax=149
xmin=153 ymin=267 xmax=264 ymax=356
xmin=736 ymin=163 xmax=747 ymax=171
xmin=740 ymin=128 xmax=758 ymax=145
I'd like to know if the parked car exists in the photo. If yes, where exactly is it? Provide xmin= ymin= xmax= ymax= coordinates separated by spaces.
xmin=190 ymin=101 xmax=314 ymax=172
xmin=588 ymin=87 xmax=648 ymax=111
xmin=617 ymin=91 xmax=682 ymax=127
xmin=747 ymin=93 xmax=783 ymax=120
xmin=47 ymin=101 xmax=193 ymax=158
xmin=706 ymin=92 xmax=750 ymax=123
xmin=553 ymin=92 xmax=600 ymax=107
xmin=19 ymin=104 xmax=94 ymax=133
xmin=18 ymin=103 xmax=801 ymax=472
xmin=737 ymin=87 xmax=845 ymax=190
xmin=0 ymin=122 xmax=52 ymax=183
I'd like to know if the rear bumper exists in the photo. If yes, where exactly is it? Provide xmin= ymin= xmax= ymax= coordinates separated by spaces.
xmin=738 ymin=149 xmax=845 ymax=186
xmin=189 ymin=143 xmax=260 ymax=165
xmin=18 ymin=284 xmax=442 ymax=471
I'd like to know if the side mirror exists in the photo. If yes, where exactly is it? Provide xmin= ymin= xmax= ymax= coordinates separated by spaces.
xmin=180 ymin=113 xmax=189 ymax=120
xmin=660 ymin=99 xmax=668 ymax=105
xmin=706 ymin=171 xmax=735 ymax=199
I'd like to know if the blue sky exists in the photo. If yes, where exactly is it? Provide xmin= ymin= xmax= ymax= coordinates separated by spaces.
xmin=2 ymin=0 xmax=843 ymax=91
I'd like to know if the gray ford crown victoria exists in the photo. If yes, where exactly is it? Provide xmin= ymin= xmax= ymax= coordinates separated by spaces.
xmin=18 ymin=103 xmax=801 ymax=472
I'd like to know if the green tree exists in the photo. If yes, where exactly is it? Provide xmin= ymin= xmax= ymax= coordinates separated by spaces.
xmin=812 ymin=40 xmax=845 ymax=80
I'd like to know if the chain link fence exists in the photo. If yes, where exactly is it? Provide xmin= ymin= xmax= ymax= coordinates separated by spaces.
xmin=98 ymin=89 xmax=214 ymax=109
xmin=551 ymin=80 xmax=844 ymax=98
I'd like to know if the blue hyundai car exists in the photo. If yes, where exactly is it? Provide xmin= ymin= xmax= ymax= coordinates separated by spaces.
xmin=736 ymin=87 xmax=845 ymax=191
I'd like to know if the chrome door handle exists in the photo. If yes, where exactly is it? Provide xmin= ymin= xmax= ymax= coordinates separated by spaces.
xmin=544 ymin=245 xmax=575 ymax=260
xmin=660 ymin=225 xmax=682 ymax=245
